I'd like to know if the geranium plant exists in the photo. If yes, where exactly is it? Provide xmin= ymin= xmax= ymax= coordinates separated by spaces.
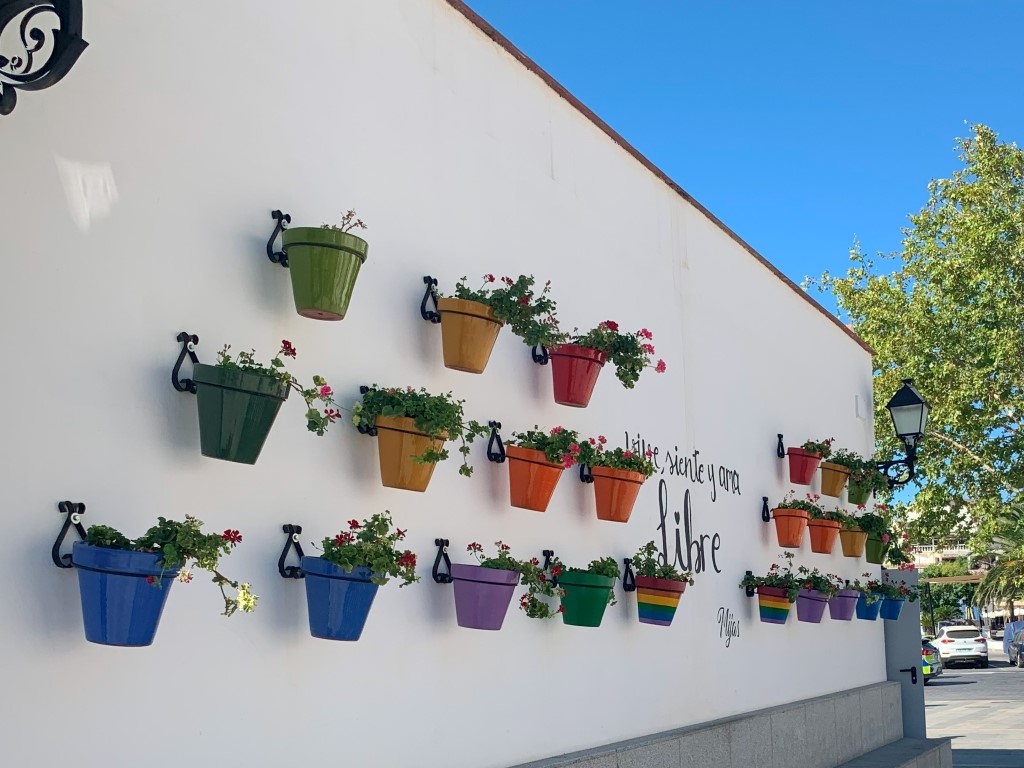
xmin=216 ymin=340 xmax=339 ymax=435
xmin=351 ymin=385 xmax=487 ymax=476
xmin=577 ymin=435 xmax=656 ymax=476
xmin=876 ymin=574 xmax=920 ymax=602
xmin=443 ymin=274 xmax=559 ymax=347
xmin=466 ymin=541 xmax=564 ymax=619
xmin=507 ymin=425 xmax=583 ymax=468
xmin=556 ymin=321 xmax=666 ymax=388
xmin=739 ymin=551 xmax=802 ymax=602
xmin=631 ymin=541 xmax=694 ymax=584
xmin=829 ymin=449 xmax=889 ymax=495
xmin=320 ymin=208 xmax=367 ymax=233
xmin=84 ymin=516 xmax=256 ymax=616
xmin=800 ymin=438 xmax=834 ymax=457
xmin=774 ymin=490 xmax=825 ymax=516
xmin=558 ymin=556 xmax=621 ymax=606
xmin=852 ymin=508 xmax=888 ymax=537
xmin=317 ymin=511 xmax=418 ymax=587
xmin=808 ymin=504 xmax=849 ymax=524
xmin=796 ymin=565 xmax=839 ymax=598
xmin=846 ymin=574 xmax=883 ymax=604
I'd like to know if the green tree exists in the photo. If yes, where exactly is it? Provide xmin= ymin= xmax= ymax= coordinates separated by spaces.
xmin=974 ymin=511 xmax=1024 ymax=608
xmin=919 ymin=559 xmax=976 ymax=634
xmin=811 ymin=125 xmax=1024 ymax=542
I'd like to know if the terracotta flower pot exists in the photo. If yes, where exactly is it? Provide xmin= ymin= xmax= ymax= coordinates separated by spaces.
xmin=772 ymin=508 xmax=808 ymax=548
xmin=865 ymin=536 xmax=889 ymax=565
xmin=847 ymin=481 xmax=872 ymax=505
xmin=819 ymin=461 xmax=851 ymax=497
xmin=786 ymin=447 xmax=822 ymax=485
xmin=437 ymin=297 xmax=503 ymax=374
xmin=549 ymin=344 xmax=605 ymax=408
xmin=839 ymin=528 xmax=868 ymax=558
xmin=591 ymin=466 xmax=646 ymax=523
xmin=807 ymin=518 xmax=840 ymax=554
xmin=506 ymin=445 xmax=564 ymax=512
xmin=796 ymin=588 xmax=829 ymax=623
xmin=374 ymin=415 xmax=447 ymax=492
xmin=828 ymin=589 xmax=860 ymax=621
xmin=634 ymin=576 xmax=687 ymax=626
xmin=756 ymin=586 xmax=793 ymax=625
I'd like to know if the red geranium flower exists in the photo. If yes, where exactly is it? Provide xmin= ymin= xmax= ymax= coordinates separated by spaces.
xmin=221 ymin=529 xmax=243 ymax=545
xmin=655 ymin=359 xmax=667 ymax=373
xmin=348 ymin=519 xmax=361 ymax=530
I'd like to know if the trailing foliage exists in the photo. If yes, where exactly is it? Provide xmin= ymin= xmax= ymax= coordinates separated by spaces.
xmin=739 ymin=551 xmax=801 ymax=602
xmin=318 ymin=511 xmax=418 ymax=587
xmin=507 ymin=425 xmax=582 ymax=467
xmin=557 ymin=320 xmax=666 ymax=388
xmin=577 ymin=435 xmax=656 ymax=477
xmin=465 ymin=541 xmax=565 ymax=619
xmin=447 ymin=274 xmax=560 ymax=347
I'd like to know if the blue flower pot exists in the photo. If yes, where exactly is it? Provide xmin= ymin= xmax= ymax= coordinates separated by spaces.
xmin=300 ymin=557 xmax=379 ymax=641
xmin=855 ymin=592 xmax=883 ymax=621
xmin=72 ymin=542 xmax=179 ymax=646
xmin=880 ymin=597 xmax=905 ymax=621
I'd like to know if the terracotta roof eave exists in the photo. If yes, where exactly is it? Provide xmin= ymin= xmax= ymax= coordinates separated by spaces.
xmin=444 ymin=0 xmax=875 ymax=357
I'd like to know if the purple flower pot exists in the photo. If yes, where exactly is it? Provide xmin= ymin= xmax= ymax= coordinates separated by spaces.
xmin=796 ymin=588 xmax=829 ymax=623
xmin=828 ymin=589 xmax=859 ymax=621
xmin=451 ymin=564 xmax=520 ymax=630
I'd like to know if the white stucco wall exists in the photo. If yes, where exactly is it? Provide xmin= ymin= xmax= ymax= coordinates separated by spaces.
xmin=0 ymin=2 xmax=880 ymax=766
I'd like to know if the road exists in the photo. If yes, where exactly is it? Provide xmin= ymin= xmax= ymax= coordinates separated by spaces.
xmin=925 ymin=641 xmax=1024 ymax=766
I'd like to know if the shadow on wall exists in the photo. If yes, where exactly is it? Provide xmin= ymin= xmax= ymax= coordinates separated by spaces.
xmin=953 ymin=749 xmax=1024 ymax=768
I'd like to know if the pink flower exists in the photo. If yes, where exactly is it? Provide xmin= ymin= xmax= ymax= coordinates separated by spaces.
xmin=561 ymin=454 xmax=575 ymax=468
xmin=623 ymin=450 xmax=634 ymax=458
xmin=550 ymin=426 xmax=563 ymax=435
xmin=597 ymin=435 xmax=607 ymax=445
xmin=655 ymin=359 xmax=666 ymax=373
xmin=568 ymin=442 xmax=581 ymax=454
xmin=588 ymin=438 xmax=596 ymax=445
xmin=881 ymin=533 xmax=890 ymax=544
xmin=319 ymin=385 xmax=333 ymax=397
xmin=641 ymin=343 xmax=655 ymax=354
xmin=639 ymin=328 xmax=653 ymax=340
xmin=646 ymin=449 xmax=653 ymax=458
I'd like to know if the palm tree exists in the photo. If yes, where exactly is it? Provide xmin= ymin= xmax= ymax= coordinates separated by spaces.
xmin=973 ymin=512 xmax=1024 ymax=609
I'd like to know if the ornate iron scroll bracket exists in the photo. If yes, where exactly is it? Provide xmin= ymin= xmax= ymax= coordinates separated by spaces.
xmin=579 ymin=464 xmax=593 ymax=484
xmin=776 ymin=434 xmax=786 ymax=459
xmin=432 ymin=538 xmax=452 ymax=584
xmin=52 ymin=500 xmax=86 ymax=568
xmin=761 ymin=496 xmax=771 ymax=523
xmin=541 ymin=549 xmax=557 ymax=587
xmin=266 ymin=209 xmax=291 ymax=267
xmin=531 ymin=345 xmax=549 ymax=366
xmin=278 ymin=524 xmax=305 ymax=579
xmin=355 ymin=386 xmax=377 ymax=436
xmin=420 ymin=276 xmax=441 ymax=323
xmin=0 ymin=1 xmax=89 ymax=116
xmin=486 ymin=421 xmax=506 ymax=463
xmin=877 ymin=450 xmax=917 ymax=489
xmin=622 ymin=558 xmax=636 ymax=592
xmin=172 ymin=331 xmax=199 ymax=394
xmin=743 ymin=571 xmax=755 ymax=597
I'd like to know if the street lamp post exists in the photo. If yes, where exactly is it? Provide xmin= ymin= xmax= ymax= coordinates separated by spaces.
xmin=876 ymin=379 xmax=930 ymax=488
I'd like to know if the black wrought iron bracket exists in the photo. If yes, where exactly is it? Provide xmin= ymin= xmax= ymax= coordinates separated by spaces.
xmin=761 ymin=496 xmax=771 ymax=523
xmin=420 ymin=276 xmax=441 ymax=323
xmin=486 ymin=421 xmax=506 ymax=463
xmin=355 ymin=386 xmax=377 ymax=436
xmin=432 ymin=538 xmax=452 ymax=584
xmin=267 ymin=210 xmax=292 ymax=267
xmin=776 ymin=434 xmax=786 ymax=459
xmin=579 ymin=464 xmax=593 ymax=484
xmin=278 ymin=524 xmax=305 ymax=579
xmin=899 ymin=665 xmax=918 ymax=685
xmin=531 ymin=345 xmax=549 ymax=366
xmin=877 ymin=445 xmax=917 ymax=489
xmin=52 ymin=500 xmax=86 ymax=568
xmin=743 ymin=571 xmax=755 ymax=597
xmin=172 ymin=331 xmax=199 ymax=394
xmin=622 ymin=558 xmax=636 ymax=592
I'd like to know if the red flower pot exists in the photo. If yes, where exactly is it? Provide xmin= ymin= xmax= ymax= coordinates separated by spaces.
xmin=549 ymin=344 xmax=605 ymax=408
xmin=786 ymin=447 xmax=822 ymax=485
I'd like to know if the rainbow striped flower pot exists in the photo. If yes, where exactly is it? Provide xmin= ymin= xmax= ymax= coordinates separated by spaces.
xmin=634 ymin=575 xmax=688 ymax=626
xmin=756 ymin=586 xmax=793 ymax=625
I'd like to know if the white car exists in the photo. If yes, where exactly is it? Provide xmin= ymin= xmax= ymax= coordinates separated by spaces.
xmin=934 ymin=625 xmax=989 ymax=668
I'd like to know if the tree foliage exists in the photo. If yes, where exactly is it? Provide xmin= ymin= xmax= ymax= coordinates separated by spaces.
xmin=919 ymin=559 xmax=976 ymax=633
xmin=812 ymin=125 xmax=1024 ymax=542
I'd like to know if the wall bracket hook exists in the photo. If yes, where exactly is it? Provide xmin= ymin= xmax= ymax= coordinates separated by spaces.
xmin=267 ymin=209 xmax=292 ymax=267
xmin=622 ymin=558 xmax=636 ymax=592
xmin=776 ymin=434 xmax=786 ymax=459
xmin=486 ymin=421 xmax=506 ymax=463
xmin=52 ymin=500 xmax=86 ymax=568
xmin=420 ymin=276 xmax=441 ymax=323
xmin=531 ymin=345 xmax=549 ymax=365
xmin=355 ymin=386 xmax=378 ymax=435
xmin=172 ymin=331 xmax=199 ymax=394
xmin=579 ymin=463 xmax=593 ymax=484
xmin=761 ymin=496 xmax=771 ymax=523
xmin=743 ymin=571 xmax=756 ymax=597
xmin=541 ymin=549 xmax=557 ymax=586
xmin=432 ymin=538 xmax=452 ymax=584
xmin=899 ymin=665 xmax=918 ymax=685
xmin=278 ymin=524 xmax=305 ymax=579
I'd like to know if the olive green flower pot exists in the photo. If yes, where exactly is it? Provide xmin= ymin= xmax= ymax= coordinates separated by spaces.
xmin=847 ymin=481 xmax=872 ymax=506
xmin=559 ymin=571 xmax=615 ymax=627
xmin=865 ymin=536 xmax=889 ymax=565
xmin=193 ymin=364 xmax=289 ymax=464
xmin=281 ymin=227 xmax=369 ymax=321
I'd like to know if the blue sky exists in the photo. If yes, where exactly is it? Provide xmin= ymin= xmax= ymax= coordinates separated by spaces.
xmin=462 ymin=1 xmax=1024 ymax=314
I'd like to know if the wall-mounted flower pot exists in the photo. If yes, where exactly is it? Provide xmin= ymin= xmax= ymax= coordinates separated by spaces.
xmin=281 ymin=227 xmax=368 ymax=320
xmin=828 ymin=589 xmax=860 ymax=621
xmin=300 ymin=557 xmax=378 ymax=641
xmin=756 ymin=586 xmax=793 ymax=625
xmin=635 ymin=576 xmax=687 ymax=626
xmin=451 ymin=564 xmax=520 ymax=630
xmin=839 ymin=528 xmax=868 ymax=558
xmin=807 ymin=519 xmax=840 ymax=554
xmin=819 ymin=461 xmax=851 ymax=497
xmin=549 ymin=344 xmax=605 ymax=408
xmin=506 ymin=445 xmax=564 ymax=512
xmin=796 ymin=588 xmax=829 ymax=623
xmin=880 ymin=597 xmax=905 ymax=621
xmin=591 ymin=466 xmax=646 ymax=523
xmin=72 ymin=542 xmax=179 ymax=647
xmin=855 ymin=593 xmax=883 ymax=621
xmin=772 ymin=508 xmax=808 ymax=548
xmin=193 ymin=364 xmax=289 ymax=464
xmin=559 ymin=571 xmax=615 ymax=627
xmin=374 ymin=415 xmax=447 ymax=492
xmin=865 ymin=536 xmax=889 ymax=565
xmin=786 ymin=447 xmax=822 ymax=485
xmin=847 ymin=481 xmax=872 ymax=506
xmin=437 ymin=297 xmax=503 ymax=374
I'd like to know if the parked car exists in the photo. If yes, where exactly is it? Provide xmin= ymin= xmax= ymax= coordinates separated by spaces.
xmin=934 ymin=625 xmax=989 ymax=668
xmin=1009 ymin=629 xmax=1024 ymax=668
xmin=922 ymin=639 xmax=943 ymax=683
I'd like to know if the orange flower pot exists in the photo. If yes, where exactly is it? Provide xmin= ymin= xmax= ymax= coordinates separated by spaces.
xmin=506 ymin=446 xmax=564 ymax=512
xmin=807 ymin=519 xmax=841 ymax=554
xmin=437 ymin=297 xmax=503 ymax=374
xmin=839 ymin=528 xmax=868 ymax=558
xmin=591 ymin=466 xmax=646 ymax=523
xmin=819 ymin=461 xmax=851 ymax=497
xmin=772 ymin=508 xmax=808 ymax=548
xmin=374 ymin=415 xmax=447 ymax=492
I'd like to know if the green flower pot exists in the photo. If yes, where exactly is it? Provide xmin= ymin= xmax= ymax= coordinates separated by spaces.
xmin=847 ymin=482 xmax=872 ymax=505
xmin=864 ymin=536 xmax=889 ymax=565
xmin=281 ymin=227 xmax=368 ymax=321
xmin=559 ymin=571 xmax=615 ymax=627
xmin=193 ymin=364 xmax=289 ymax=464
